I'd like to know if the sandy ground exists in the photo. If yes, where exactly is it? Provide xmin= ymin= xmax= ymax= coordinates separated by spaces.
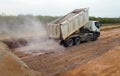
xmin=0 ymin=25 xmax=120 ymax=76
xmin=20 ymin=28 xmax=120 ymax=76
xmin=58 ymin=46 xmax=120 ymax=76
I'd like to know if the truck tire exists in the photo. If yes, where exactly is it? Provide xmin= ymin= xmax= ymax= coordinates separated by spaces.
xmin=94 ymin=35 xmax=98 ymax=41
xmin=86 ymin=35 xmax=91 ymax=42
xmin=64 ymin=38 xmax=74 ymax=47
xmin=74 ymin=37 xmax=81 ymax=45
xmin=92 ymin=33 xmax=98 ymax=41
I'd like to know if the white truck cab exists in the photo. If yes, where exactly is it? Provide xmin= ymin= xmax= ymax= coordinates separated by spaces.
xmin=84 ymin=21 xmax=100 ymax=33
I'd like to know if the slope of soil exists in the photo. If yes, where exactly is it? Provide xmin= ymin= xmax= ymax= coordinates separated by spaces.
xmin=58 ymin=46 xmax=120 ymax=76
xmin=0 ymin=42 xmax=41 ymax=76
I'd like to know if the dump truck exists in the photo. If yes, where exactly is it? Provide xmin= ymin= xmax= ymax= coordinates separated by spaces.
xmin=47 ymin=8 xmax=101 ymax=47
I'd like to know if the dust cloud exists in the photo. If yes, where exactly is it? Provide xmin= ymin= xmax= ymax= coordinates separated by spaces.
xmin=0 ymin=17 xmax=65 ymax=54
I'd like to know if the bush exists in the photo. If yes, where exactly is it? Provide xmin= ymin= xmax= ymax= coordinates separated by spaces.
xmin=90 ymin=17 xmax=120 ymax=24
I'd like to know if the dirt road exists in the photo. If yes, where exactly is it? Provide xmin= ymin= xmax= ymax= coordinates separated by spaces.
xmin=16 ymin=28 xmax=119 ymax=76
xmin=58 ymin=46 xmax=120 ymax=76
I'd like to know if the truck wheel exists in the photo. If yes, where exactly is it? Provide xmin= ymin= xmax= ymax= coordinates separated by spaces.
xmin=93 ymin=34 xmax=98 ymax=41
xmin=86 ymin=35 xmax=91 ymax=42
xmin=74 ymin=37 xmax=81 ymax=45
xmin=64 ymin=38 xmax=74 ymax=47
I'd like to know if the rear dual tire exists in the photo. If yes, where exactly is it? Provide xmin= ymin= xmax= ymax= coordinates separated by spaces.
xmin=74 ymin=37 xmax=81 ymax=45
xmin=64 ymin=37 xmax=81 ymax=47
xmin=86 ymin=35 xmax=92 ymax=42
xmin=64 ymin=38 xmax=74 ymax=47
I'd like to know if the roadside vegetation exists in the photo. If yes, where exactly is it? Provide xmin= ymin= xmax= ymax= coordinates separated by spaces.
xmin=90 ymin=17 xmax=120 ymax=24
xmin=0 ymin=15 xmax=120 ymax=32
xmin=0 ymin=15 xmax=120 ymax=24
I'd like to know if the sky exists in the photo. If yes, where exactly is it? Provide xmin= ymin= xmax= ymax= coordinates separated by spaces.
xmin=0 ymin=0 xmax=120 ymax=17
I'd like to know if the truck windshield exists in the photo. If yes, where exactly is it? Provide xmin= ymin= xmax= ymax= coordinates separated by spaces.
xmin=95 ymin=22 xmax=100 ymax=29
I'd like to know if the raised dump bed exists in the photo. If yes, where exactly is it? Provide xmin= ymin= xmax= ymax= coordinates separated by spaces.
xmin=47 ymin=8 xmax=89 ymax=40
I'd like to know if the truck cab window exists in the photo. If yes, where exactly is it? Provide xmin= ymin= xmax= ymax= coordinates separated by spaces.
xmin=95 ymin=22 xmax=100 ymax=29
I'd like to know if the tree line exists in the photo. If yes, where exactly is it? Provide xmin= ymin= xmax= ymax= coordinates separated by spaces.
xmin=89 ymin=17 xmax=120 ymax=24
xmin=0 ymin=15 xmax=120 ymax=25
